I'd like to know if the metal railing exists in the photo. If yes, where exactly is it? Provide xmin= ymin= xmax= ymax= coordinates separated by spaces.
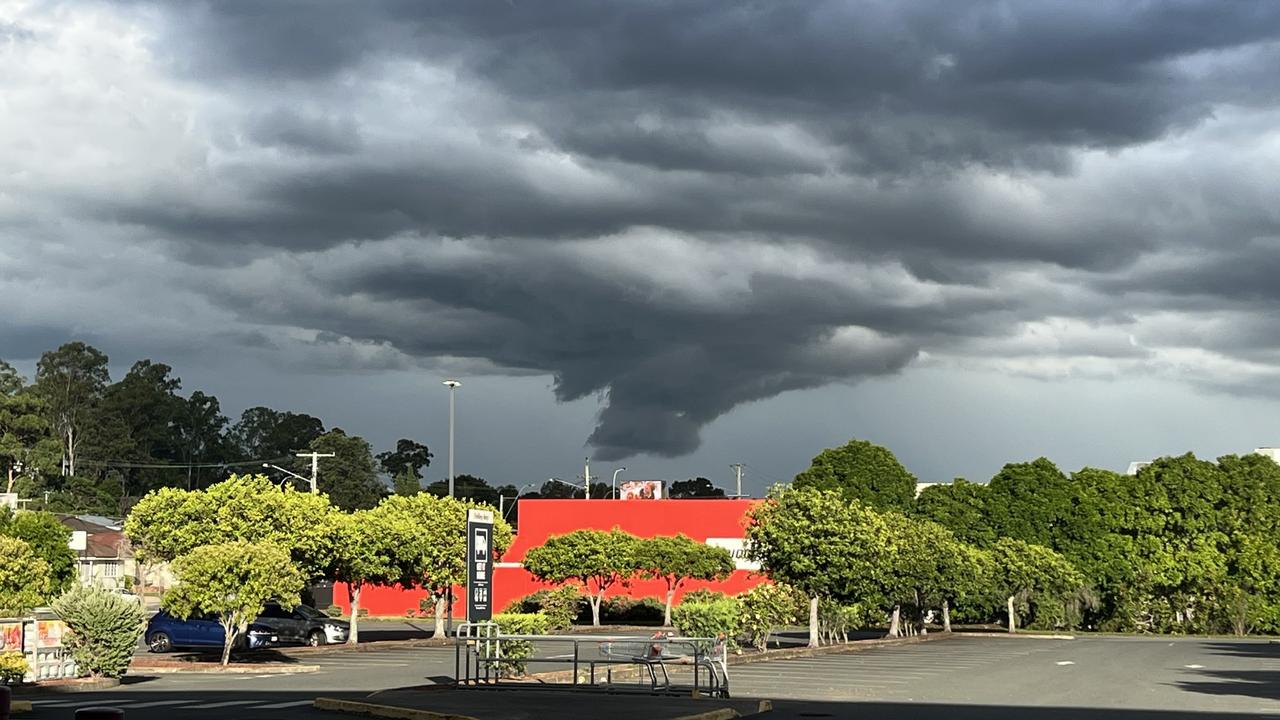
xmin=454 ymin=623 xmax=729 ymax=697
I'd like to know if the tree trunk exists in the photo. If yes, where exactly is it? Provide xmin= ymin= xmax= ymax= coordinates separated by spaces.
xmin=221 ymin=622 xmax=236 ymax=666
xmin=67 ymin=428 xmax=76 ymax=477
xmin=591 ymin=594 xmax=603 ymax=626
xmin=808 ymin=596 xmax=819 ymax=648
xmin=1006 ymin=595 xmax=1017 ymax=634
xmin=347 ymin=583 xmax=362 ymax=645
xmin=664 ymin=587 xmax=675 ymax=627
xmin=942 ymin=599 xmax=952 ymax=633
xmin=433 ymin=595 xmax=448 ymax=638
xmin=888 ymin=605 xmax=901 ymax=638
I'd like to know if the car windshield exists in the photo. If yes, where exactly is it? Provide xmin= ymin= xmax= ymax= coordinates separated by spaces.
xmin=294 ymin=605 xmax=325 ymax=619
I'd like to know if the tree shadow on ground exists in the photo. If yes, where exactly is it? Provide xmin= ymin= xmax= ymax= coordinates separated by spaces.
xmin=769 ymin=700 xmax=1277 ymax=719
xmin=1175 ymin=668 xmax=1280 ymax=703
xmin=1197 ymin=641 xmax=1280 ymax=660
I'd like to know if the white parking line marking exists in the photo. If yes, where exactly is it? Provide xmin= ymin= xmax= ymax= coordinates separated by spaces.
xmin=1056 ymin=661 xmax=1075 ymax=666
xmin=183 ymin=700 xmax=262 ymax=709
xmin=254 ymin=700 xmax=316 ymax=709
xmin=123 ymin=701 xmax=195 ymax=708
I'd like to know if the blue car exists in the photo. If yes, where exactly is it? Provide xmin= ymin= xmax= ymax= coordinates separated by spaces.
xmin=145 ymin=610 xmax=279 ymax=653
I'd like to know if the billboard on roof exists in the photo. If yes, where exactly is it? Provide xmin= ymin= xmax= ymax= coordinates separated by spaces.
xmin=619 ymin=480 xmax=663 ymax=500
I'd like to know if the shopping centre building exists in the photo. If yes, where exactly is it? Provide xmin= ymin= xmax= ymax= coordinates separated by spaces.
xmin=334 ymin=497 xmax=766 ymax=616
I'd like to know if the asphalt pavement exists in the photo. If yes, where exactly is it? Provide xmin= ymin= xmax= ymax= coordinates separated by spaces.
xmin=27 ymin=634 xmax=1280 ymax=720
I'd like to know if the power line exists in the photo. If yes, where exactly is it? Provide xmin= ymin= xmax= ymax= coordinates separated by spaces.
xmin=76 ymin=456 xmax=295 ymax=470
xmin=741 ymin=463 xmax=791 ymax=487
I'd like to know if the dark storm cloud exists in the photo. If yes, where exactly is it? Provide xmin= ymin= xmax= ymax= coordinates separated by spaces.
xmin=23 ymin=0 xmax=1280 ymax=458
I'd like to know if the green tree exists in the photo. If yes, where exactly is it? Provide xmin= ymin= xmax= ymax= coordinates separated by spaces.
xmin=0 ymin=508 xmax=76 ymax=592
xmin=746 ymin=486 xmax=896 ymax=647
xmin=370 ymin=494 xmax=513 ymax=636
xmin=523 ymin=528 xmax=642 ymax=626
xmin=376 ymin=439 xmax=432 ymax=481
xmin=392 ymin=472 xmax=422 ymax=496
xmin=124 ymin=474 xmax=339 ymax=579
xmin=913 ymin=479 xmax=996 ymax=547
xmin=0 ymin=535 xmax=54 ymax=614
xmin=302 ymin=429 xmax=385 ymax=511
xmin=793 ymin=438 xmax=916 ymax=512
xmin=985 ymin=458 xmax=1073 ymax=548
xmin=0 ymin=360 xmax=61 ymax=493
xmin=171 ymin=391 xmax=232 ymax=490
xmin=164 ymin=541 xmax=304 ymax=665
xmin=668 ymin=477 xmax=726 ymax=498
xmin=990 ymin=537 xmax=1083 ymax=633
xmin=33 ymin=341 xmax=110 ymax=477
xmin=230 ymin=407 xmax=324 ymax=461
xmin=96 ymin=360 xmax=183 ymax=494
xmin=427 ymin=473 xmax=499 ymax=504
xmin=633 ymin=534 xmax=734 ymax=626
xmin=327 ymin=509 xmax=398 ymax=644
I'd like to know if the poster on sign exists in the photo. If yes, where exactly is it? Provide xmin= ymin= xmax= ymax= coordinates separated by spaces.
xmin=619 ymin=480 xmax=663 ymax=500
xmin=37 ymin=620 xmax=64 ymax=647
xmin=0 ymin=622 xmax=20 ymax=651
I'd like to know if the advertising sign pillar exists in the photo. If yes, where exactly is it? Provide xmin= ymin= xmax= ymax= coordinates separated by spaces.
xmin=466 ymin=508 xmax=494 ymax=622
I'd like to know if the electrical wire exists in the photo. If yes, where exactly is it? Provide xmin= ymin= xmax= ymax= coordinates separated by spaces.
xmin=75 ymin=456 xmax=295 ymax=470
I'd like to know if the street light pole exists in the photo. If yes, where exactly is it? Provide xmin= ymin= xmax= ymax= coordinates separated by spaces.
xmin=263 ymin=463 xmax=312 ymax=491
xmin=442 ymin=380 xmax=462 ymax=497
xmin=611 ymin=467 xmax=626 ymax=498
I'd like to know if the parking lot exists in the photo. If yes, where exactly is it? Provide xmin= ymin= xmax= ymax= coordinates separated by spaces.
xmin=740 ymin=635 xmax=1280 ymax=719
xmin=25 ymin=634 xmax=1280 ymax=720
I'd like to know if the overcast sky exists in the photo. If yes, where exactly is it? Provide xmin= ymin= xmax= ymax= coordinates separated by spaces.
xmin=5 ymin=0 xmax=1280 ymax=494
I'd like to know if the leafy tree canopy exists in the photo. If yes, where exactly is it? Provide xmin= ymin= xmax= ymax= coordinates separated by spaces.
xmin=0 ymin=535 xmax=54 ymax=614
xmin=913 ymin=478 xmax=996 ymax=547
xmin=0 ymin=508 xmax=76 ymax=591
xmin=124 ymin=474 xmax=339 ymax=578
xmin=746 ymin=486 xmax=896 ymax=604
xmin=377 ymin=439 xmax=432 ymax=481
xmin=793 ymin=438 xmax=916 ymax=512
xmin=303 ymin=428 xmax=385 ymax=511
xmin=523 ymin=527 xmax=641 ymax=625
xmin=164 ymin=540 xmax=304 ymax=665
xmin=668 ymin=477 xmax=726 ymax=498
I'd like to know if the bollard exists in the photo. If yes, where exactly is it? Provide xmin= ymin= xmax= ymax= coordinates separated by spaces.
xmin=74 ymin=708 xmax=125 ymax=720
xmin=1 ymin=684 xmax=10 ymax=720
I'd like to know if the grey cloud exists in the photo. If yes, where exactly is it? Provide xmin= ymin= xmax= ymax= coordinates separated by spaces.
xmin=12 ymin=1 xmax=1280 ymax=459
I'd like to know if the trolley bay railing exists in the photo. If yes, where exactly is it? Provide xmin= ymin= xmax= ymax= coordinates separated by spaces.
xmin=454 ymin=623 xmax=730 ymax=697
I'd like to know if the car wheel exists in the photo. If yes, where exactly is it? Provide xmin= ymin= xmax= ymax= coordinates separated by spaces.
xmin=148 ymin=632 xmax=173 ymax=653
xmin=307 ymin=630 xmax=326 ymax=646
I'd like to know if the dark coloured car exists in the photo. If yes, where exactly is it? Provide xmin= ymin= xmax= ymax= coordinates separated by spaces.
xmin=253 ymin=602 xmax=350 ymax=646
xmin=145 ymin=610 xmax=279 ymax=653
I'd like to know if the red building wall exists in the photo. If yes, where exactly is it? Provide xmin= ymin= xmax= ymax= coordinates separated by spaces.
xmin=335 ymin=498 xmax=765 ymax=617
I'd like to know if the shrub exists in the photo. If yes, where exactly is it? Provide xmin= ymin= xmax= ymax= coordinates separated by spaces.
xmin=492 ymin=612 xmax=551 ymax=676
xmin=739 ymin=583 xmax=806 ymax=650
xmin=325 ymin=604 xmax=343 ymax=617
xmin=601 ymin=595 xmax=665 ymax=624
xmin=503 ymin=587 xmax=586 ymax=630
xmin=52 ymin=585 xmax=147 ymax=679
xmin=0 ymin=651 xmax=28 ymax=684
xmin=681 ymin=589 xmax=727 ymax=605
xmin=672 ymin=597 xmax=742 ymax=650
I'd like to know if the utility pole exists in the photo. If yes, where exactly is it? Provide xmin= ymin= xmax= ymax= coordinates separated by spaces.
xmin=295 ymin=452 xmax=335 ymax=493
xmin=730 ymin=464 xmax=744 ymax=498
xmin=581 ymin=457 xmax=593 ymax=499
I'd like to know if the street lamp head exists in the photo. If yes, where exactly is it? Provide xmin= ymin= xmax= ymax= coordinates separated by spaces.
xmin=442 ymin=379 xmax=462 ymax=389
xmin=262 ymin=463 xmax=269 ymax=468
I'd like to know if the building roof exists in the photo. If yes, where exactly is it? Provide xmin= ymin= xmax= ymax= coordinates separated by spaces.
xmin=58 ymin=514 xmax=130 ymax=559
